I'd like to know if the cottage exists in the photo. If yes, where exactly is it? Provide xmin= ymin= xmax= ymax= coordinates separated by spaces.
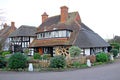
xmin=0 ymin=22 xmax=16 ymax=51
xmin=9 ymin=25 xmax=37 ymax=55
xmin=30 ymin=6 xmax=110 ymax=56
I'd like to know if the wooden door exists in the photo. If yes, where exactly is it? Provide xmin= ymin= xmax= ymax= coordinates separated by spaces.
xmin=38 ymin=48 xmax=43 ymax=55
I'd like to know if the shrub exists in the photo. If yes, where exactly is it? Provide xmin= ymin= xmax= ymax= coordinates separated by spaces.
xmin=0 ymin=51 xmax=3 ymax=55
xmin=42 ymin=54 xmax=51 ymax=60
xmin=110 ymin=49 xmax=119 ymax=57
xmin=110 ymin=43 xmax=120 ymax=51
xmin=72 ymin=61 xmax=80 ymax=68
xmin=23 ymin=48 xmax=29 ymax=55
xmin=96 ymin=52 xmax=109 ymax=62
xmin=33 ymin=53 xmax=42 ymax=60
xmin=50 ymin=55 xmax=66 ymax=68
xmin=69 ymin=46 xmax=81 ymax=58
xmin=0 ymin=56 xmax=7 ymax=68
xmin=8 ymin=53 xmax=27 ymax=70
xmin=2 ymin=51 xmax=11 ymax=57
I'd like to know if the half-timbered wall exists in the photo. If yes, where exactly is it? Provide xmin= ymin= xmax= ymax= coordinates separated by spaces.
xmin=10 ymin=36 xmax=34 ymax=52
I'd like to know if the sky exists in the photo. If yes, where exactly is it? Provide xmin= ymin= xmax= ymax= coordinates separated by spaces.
xmin=0 ymin=0 xmax=120 ymax=39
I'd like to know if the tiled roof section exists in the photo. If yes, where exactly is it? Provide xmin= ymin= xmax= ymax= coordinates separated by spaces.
xmin=29 ymin=38 xmax=70 ymax=47
xmin=74 ymin=28 xmax=110 ymax=48
xmin=37 ymin=12 xmax=78 ymax=32
xmin=9 ymin=25 xmax=37 ymax=37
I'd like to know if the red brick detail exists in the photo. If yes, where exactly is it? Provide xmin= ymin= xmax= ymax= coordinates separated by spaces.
xmin=75 ymin=13 xmax=81 ymax=22
xmin=11 ymin=22 xmax=15 ymax=27
xmin=41 ymin=12 xmax=48 ymax=23
xmin=60 ymin=6 xmax=68 ymax=23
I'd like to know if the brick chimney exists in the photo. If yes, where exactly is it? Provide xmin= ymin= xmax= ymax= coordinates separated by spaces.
xmin=3 ymin=23 xmax=8 ymax=28
xmin=11 ymin=22 xmax=15 ymax=27
xmin=60 ymin=6 xmax=68 ymax=23
xmin=10 ymin=21 xmax=16 ymax=30
xmin=41 ymin=12 xmax=48 ymax=23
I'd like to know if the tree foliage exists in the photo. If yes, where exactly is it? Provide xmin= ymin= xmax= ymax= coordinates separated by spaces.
xmin=110 ymin=49 xmax=119 ymax=57
xmin=69 ymin=46 xmax=81 ymax=57
xmin=110 ymin=42 xmax=120 ymax=51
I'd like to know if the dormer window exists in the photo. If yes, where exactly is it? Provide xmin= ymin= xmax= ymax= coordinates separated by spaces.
xmin=37 ymin=30 xmax=71 ymax=39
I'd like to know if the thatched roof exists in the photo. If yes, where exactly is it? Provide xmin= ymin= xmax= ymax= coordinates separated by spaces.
xmin=30 ymin=12 xmax=110 ymax=48
xmin=9 ymin=25 xmax=37 ymax=37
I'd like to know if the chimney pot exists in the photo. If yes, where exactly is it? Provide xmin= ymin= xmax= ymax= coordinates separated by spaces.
xmin=41 ymin=12 xmax=48 ymax=23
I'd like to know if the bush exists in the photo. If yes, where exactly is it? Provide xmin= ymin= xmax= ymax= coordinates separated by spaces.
xmin=72 ymin=61 xmax=80 ymax=68
xmin=50 ymin=55 xmax=66 ymax=68
xmin=110 ymin=49 xmax=119 ymax=57
xmin=0 ymin=56 xmax=7 ymax=68
xmin=42 ymin=54 xmax=51 ymax=60
xmin=0 ymin=51 xmax=3 ymax=55
xmin=69 ymin=46 xmax=81 ymax=58
xmin=8 ymin=53 xmax=27 ymax=70
xmin=2 ymin=51 xmax=11 ymax=57
xmin=96 ymin=52 xmax=109 ymax=62
xmin=33 ymin=53 xmax=42 ymax=60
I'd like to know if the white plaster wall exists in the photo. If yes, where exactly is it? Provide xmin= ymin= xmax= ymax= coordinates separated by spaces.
xmin=85 ymin=49 xmax=90 ymax=55
xmin=30 ymin=37 xmax=34 ymax=43
xmin=3 ymin=38 xmax=9 ymax=51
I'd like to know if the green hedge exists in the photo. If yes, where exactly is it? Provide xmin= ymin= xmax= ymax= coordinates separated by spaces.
xmin=8 ymin=53 xmax=27 ymax=70
xmin=96 ymin=52 xmax=109 ymax=62
xmin=110 ymin=49 xmax=119 ymax=57
xmin=0 ymin=56 xmax=7 ymax=68
xmin=33 ymin=53 xmax=42 ymax=60
xmin=50 ymin=55 xmax=66 ymax=68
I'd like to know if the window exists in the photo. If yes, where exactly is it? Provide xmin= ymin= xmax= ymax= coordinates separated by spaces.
xmin=37 ymin=30 xmax=71 ymax=39
xmin=59 ymin=30 xmax=66 ymax=37
xmin=54 ymin=31 xmax=59 ymax=37
xmin=66 ymin=31 xmax=71 ymax=37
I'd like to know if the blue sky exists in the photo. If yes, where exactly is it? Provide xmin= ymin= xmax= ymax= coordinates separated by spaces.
xmin=0 ymin=0 xmax=120 ymax=39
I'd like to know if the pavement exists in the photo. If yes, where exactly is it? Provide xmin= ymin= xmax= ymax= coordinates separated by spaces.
xmin=0 ymin=58 xmax=120 ymax=80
